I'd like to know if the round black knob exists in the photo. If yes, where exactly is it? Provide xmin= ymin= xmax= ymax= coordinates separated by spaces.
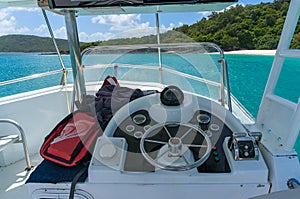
xmin=160 ymin=86 xmax=184 ymax=106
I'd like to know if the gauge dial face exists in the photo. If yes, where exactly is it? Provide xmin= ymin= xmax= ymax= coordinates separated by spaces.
xmin=126 ymin=125 xmax=135 ymax=132
xmin=197 ymin=114 xmax=211 ymax=124
xmin=132 ymin=114 xmax=147 ymax=125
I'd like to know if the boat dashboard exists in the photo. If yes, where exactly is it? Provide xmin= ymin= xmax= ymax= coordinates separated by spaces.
xmin=90 ymin=86 xmax=262 ymax=174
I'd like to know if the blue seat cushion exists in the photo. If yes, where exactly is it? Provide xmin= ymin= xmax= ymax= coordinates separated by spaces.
xmin=26 ymin=159 xmax=88 ymax=184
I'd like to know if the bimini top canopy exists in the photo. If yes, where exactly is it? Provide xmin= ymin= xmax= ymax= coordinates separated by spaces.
xmin=39 ymin=0 xmax=237 ymax=15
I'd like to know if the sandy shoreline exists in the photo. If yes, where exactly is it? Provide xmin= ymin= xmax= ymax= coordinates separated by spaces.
xmin=225 ymin=49 xmax=276 ymax=56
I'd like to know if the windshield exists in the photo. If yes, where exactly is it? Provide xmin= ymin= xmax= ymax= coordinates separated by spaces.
xmin=81 ymin=43 xmax=229 ymax=107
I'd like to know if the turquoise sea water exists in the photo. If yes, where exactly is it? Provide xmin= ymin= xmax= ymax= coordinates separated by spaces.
xmin=0 ymin=53 xmax=299 ymax=152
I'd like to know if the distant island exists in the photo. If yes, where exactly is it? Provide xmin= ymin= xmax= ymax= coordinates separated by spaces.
xmin=0 ymin=1 xmax=296 ymax=53
xmin=0 ymin=35 xmax=70 ymax=53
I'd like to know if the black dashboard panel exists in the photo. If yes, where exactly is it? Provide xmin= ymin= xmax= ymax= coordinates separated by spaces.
xmin=113 ymin=109 xmax=232 ymax=173
xmin=113 ymin=110 xmax=158 ymax=172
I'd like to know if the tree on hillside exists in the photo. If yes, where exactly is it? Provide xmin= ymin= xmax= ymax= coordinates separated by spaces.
xmin=174 ymin=0 xmax=295 ymax=51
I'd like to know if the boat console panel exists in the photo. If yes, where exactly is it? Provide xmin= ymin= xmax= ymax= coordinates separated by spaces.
xmin=99 ymin=87 xmax=239 ymax=172
xmin=113 ymin=109 xmax=232 ymax=173
xmin=93 ymin=87 xmax=262 ymax=175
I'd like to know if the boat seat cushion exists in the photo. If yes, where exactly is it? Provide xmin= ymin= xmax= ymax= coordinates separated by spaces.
xmin=26 ymin=159 xmax=88 ymax=184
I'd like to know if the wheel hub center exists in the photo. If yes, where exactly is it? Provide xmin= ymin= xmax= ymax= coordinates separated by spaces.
xmin=168 ymin=137 xmax=182 ymax=157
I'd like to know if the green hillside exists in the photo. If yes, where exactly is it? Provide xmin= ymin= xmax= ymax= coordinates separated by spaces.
xmin=0 ymin=35 xmax=69 ymax=52
xmin=80 ymin=30 xmax=194 ymax=50
xmin=175 ymin=0 xmax=294 ymax=51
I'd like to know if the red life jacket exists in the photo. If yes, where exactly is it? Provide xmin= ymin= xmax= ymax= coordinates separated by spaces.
xmin=40 ymin=111 xmax=102 ymax=167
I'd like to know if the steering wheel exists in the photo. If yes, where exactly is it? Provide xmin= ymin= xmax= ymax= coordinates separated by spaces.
xmin=140 ymin=123 xmax=212 ymax=171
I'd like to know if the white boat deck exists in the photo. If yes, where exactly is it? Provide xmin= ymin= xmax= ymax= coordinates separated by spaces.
xmin=0 ymin=154 xmax=41 ymax=199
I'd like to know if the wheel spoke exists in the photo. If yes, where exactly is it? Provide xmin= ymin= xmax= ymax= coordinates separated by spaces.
xmin=163 ymin=126 xmax=172 ymax=138
xmin=180 ymin=127 xmax=194 ymax=140
xmin=183 ymin=144 xmax=207 ymax=148
xmin=145 ymin=139 xmax=168 ymax=145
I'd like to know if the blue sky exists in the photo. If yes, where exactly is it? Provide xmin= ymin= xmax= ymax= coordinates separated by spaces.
xmin=0 ymin=0 xmax=274 ymax=42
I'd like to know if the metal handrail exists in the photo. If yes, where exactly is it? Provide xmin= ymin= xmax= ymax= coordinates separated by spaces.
xmin=84 ymin=64 xmax=221 ymax=88
xmin=0 ymin=69 xmax=64 ymax=87
xmin=200 ymin=42 xmax=232 ymax=112
xmin=42 ymin=9 xmax=68 ymax=86
xmin=0 ymin=119 xmax=32 ymax=170
xmin=223 ymin=58 xmax=232 ymax=112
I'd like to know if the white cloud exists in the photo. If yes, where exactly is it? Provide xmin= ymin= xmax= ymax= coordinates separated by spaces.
xmin=169 ymin=23 xmax=175 ymax=29
xmin=0 ymin=7 xmax=39 ymax=20
xmin=111 ymin=27 xmax=156 ymax=39
xmin=33 ymin=24 xmax=47 ymax=33
xmin=197 ymin=3 xmax=243 ymax=19
xmin=0 ymin=7 xmax=39 ymax=36
xmin=0 ymin=16 xmax=30 ymax=34
xmin=91 ymin=14 xmax=148 ymax=31
xmin=79 ymin=31 xmax=115 ymax=42
xmin=52 ymin=26 xmax=114 ymax=42
xmin=0 ymin=9 xmax=182 ymax=43
xmin=88 ymin=14 xmax=175 ymax=41
xmin=3 ymin=7 xmax=39 ymax=12
xmin=0 ymin=11 xmax=8 ymax=20
xmin=198 ymin=11 xmax=212 ymax=19
xmin=27 ymin=14 xmax=159 ymax=42
xmin=53 ymin=26 xmax=67 ymax=39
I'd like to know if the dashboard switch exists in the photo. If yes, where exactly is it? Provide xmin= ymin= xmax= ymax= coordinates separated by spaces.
xmin=231 ymin=136 xmax=259 ymax=161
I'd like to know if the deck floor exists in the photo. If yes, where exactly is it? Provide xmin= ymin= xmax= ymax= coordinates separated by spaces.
xmin=0 ymin=154 xmax=41 ymax=199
